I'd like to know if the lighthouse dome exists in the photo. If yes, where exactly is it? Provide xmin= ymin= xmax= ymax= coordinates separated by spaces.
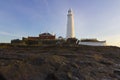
xmin=68 ymin=9 xmax=73 ymax=13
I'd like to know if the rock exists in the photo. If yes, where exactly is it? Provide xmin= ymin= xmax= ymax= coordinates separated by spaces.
xmin=0 ymin=45 xmax=120 ymax=80
xmin=45 ymin=73 xmax=59 ymax=80
xmin=0 ymin=73 xmax=6 ymax=80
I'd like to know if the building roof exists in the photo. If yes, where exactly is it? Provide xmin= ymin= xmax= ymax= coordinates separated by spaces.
xmin=80 ymin=39 xmax=106 ymax=42
xmin=39 ymin=33 xmax=54 ymax=36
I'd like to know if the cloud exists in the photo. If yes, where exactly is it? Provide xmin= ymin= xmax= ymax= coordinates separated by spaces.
xmin=0 ymin=31 xmax=22 ymax=38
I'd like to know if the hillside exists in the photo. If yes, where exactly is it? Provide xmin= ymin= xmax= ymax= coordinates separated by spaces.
xmin=0 ymin=45 xmax=120 ymax=80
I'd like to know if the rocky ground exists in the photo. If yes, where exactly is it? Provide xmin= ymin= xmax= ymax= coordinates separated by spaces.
xmin=0 ymin=45 xmax=120 ymax=80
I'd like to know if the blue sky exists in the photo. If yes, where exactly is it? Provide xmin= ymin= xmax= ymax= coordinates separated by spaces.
xmin=0 ymin=0 xmax=120 ymax=46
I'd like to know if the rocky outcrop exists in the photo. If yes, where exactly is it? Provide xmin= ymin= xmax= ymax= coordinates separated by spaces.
xmin=0 ymin=45 xmax=119 ymax=80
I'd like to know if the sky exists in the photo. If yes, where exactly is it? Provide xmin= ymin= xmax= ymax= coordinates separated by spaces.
xmin=0 ymin=0 xmax=120 ymax=47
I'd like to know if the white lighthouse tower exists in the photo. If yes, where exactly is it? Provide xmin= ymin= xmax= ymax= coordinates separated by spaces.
xmin=66 ymin=9 xmax=75 ymax=39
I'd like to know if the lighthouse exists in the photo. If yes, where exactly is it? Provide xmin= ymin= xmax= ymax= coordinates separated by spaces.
xmin=66 ymin=9 xmax=75 ymax=39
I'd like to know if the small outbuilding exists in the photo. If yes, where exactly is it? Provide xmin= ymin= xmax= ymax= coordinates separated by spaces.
xmin=79 ymin=39 xmax=106 ymax=46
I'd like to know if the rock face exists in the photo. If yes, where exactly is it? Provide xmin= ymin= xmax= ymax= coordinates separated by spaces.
xmin=0 ymin=45 xmax=120 ymax=80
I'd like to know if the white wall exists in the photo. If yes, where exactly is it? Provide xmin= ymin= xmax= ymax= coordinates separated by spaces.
xmin=79 ymin=42 xmax=106 ymax=46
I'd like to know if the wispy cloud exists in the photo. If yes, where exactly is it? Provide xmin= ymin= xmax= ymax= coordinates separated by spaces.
xmin=0 ymin=31 xmax=22 ymax=38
